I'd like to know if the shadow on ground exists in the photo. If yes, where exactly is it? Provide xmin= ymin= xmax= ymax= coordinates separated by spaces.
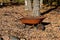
xmin=41 ymin=6 xmax=58 ymax=15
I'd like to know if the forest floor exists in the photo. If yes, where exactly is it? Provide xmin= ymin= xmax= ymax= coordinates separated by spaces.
xmin=0 ymin=5 xmax=60 ymax=40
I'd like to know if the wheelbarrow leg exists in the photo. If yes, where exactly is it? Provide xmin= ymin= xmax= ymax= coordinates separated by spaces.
xmin=32 ymin=24 xmax=35 ymax=27
xmin=22 ymin=24 xmax=26 ymax=28
xmin=23 ymin=24 xmax=30 ymax=28
xmin=37 ymin=23 xmax=45 ymax=31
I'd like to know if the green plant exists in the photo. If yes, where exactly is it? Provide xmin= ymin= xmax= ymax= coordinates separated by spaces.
xmin=18 ymin=0 xmax=24 ymax=4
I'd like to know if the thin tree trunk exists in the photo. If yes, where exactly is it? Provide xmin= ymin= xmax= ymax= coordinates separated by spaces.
xmin=33 ymin=0 xmax=40 ymax=17
xmin=40 ymin=0 xmax=43 ymax=8
xmin=25 ymin=0 xmax=28 ymax=10
xmin=48 ymin=0 xmax=52 ymax=5
xmin=25 ymin=0 xmax=32 ymax=11
xmin=27 ymin=0 xmax=32 ymax=11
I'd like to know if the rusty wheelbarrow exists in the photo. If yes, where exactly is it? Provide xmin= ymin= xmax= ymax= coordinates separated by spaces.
xmin=20 ymin=16 xmax=45 ymax=30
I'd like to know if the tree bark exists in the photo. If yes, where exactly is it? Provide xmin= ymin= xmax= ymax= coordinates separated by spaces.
xmin=27 ymin=0 xmax=32 ymax=11
xmin=40 ymin=0 xmax=43 ymax=8
xmin=25 ymin=0 xmax=32 ymax=11
xmin=33 ymin=0 xmax=40 ymax=17
xmin=25 ymin=0 xmax=28 ymax=10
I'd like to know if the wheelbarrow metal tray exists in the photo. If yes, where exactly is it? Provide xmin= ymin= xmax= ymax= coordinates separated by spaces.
xmin=20 ymin=16 xmax=45 ymax=24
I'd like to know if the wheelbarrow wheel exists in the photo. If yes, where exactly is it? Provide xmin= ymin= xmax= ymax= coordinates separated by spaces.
xmin=37 ymin=24 xmax=45 ymax=31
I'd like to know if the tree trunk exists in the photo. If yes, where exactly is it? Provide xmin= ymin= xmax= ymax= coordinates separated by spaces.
xmin=25 ymin=0 xmax=28 ymax=10
xmin=48 ymin=0 xmax=52 ymax=5
xmin=40 ymin=0 xmax=43 ymax=8
xmin=25 ymin=0 xmax=32 ymax=11
xmin=27 ymin=0 xmax=32 ymax=11
xmin=33 ymin=0 xmax=40 ymax=17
